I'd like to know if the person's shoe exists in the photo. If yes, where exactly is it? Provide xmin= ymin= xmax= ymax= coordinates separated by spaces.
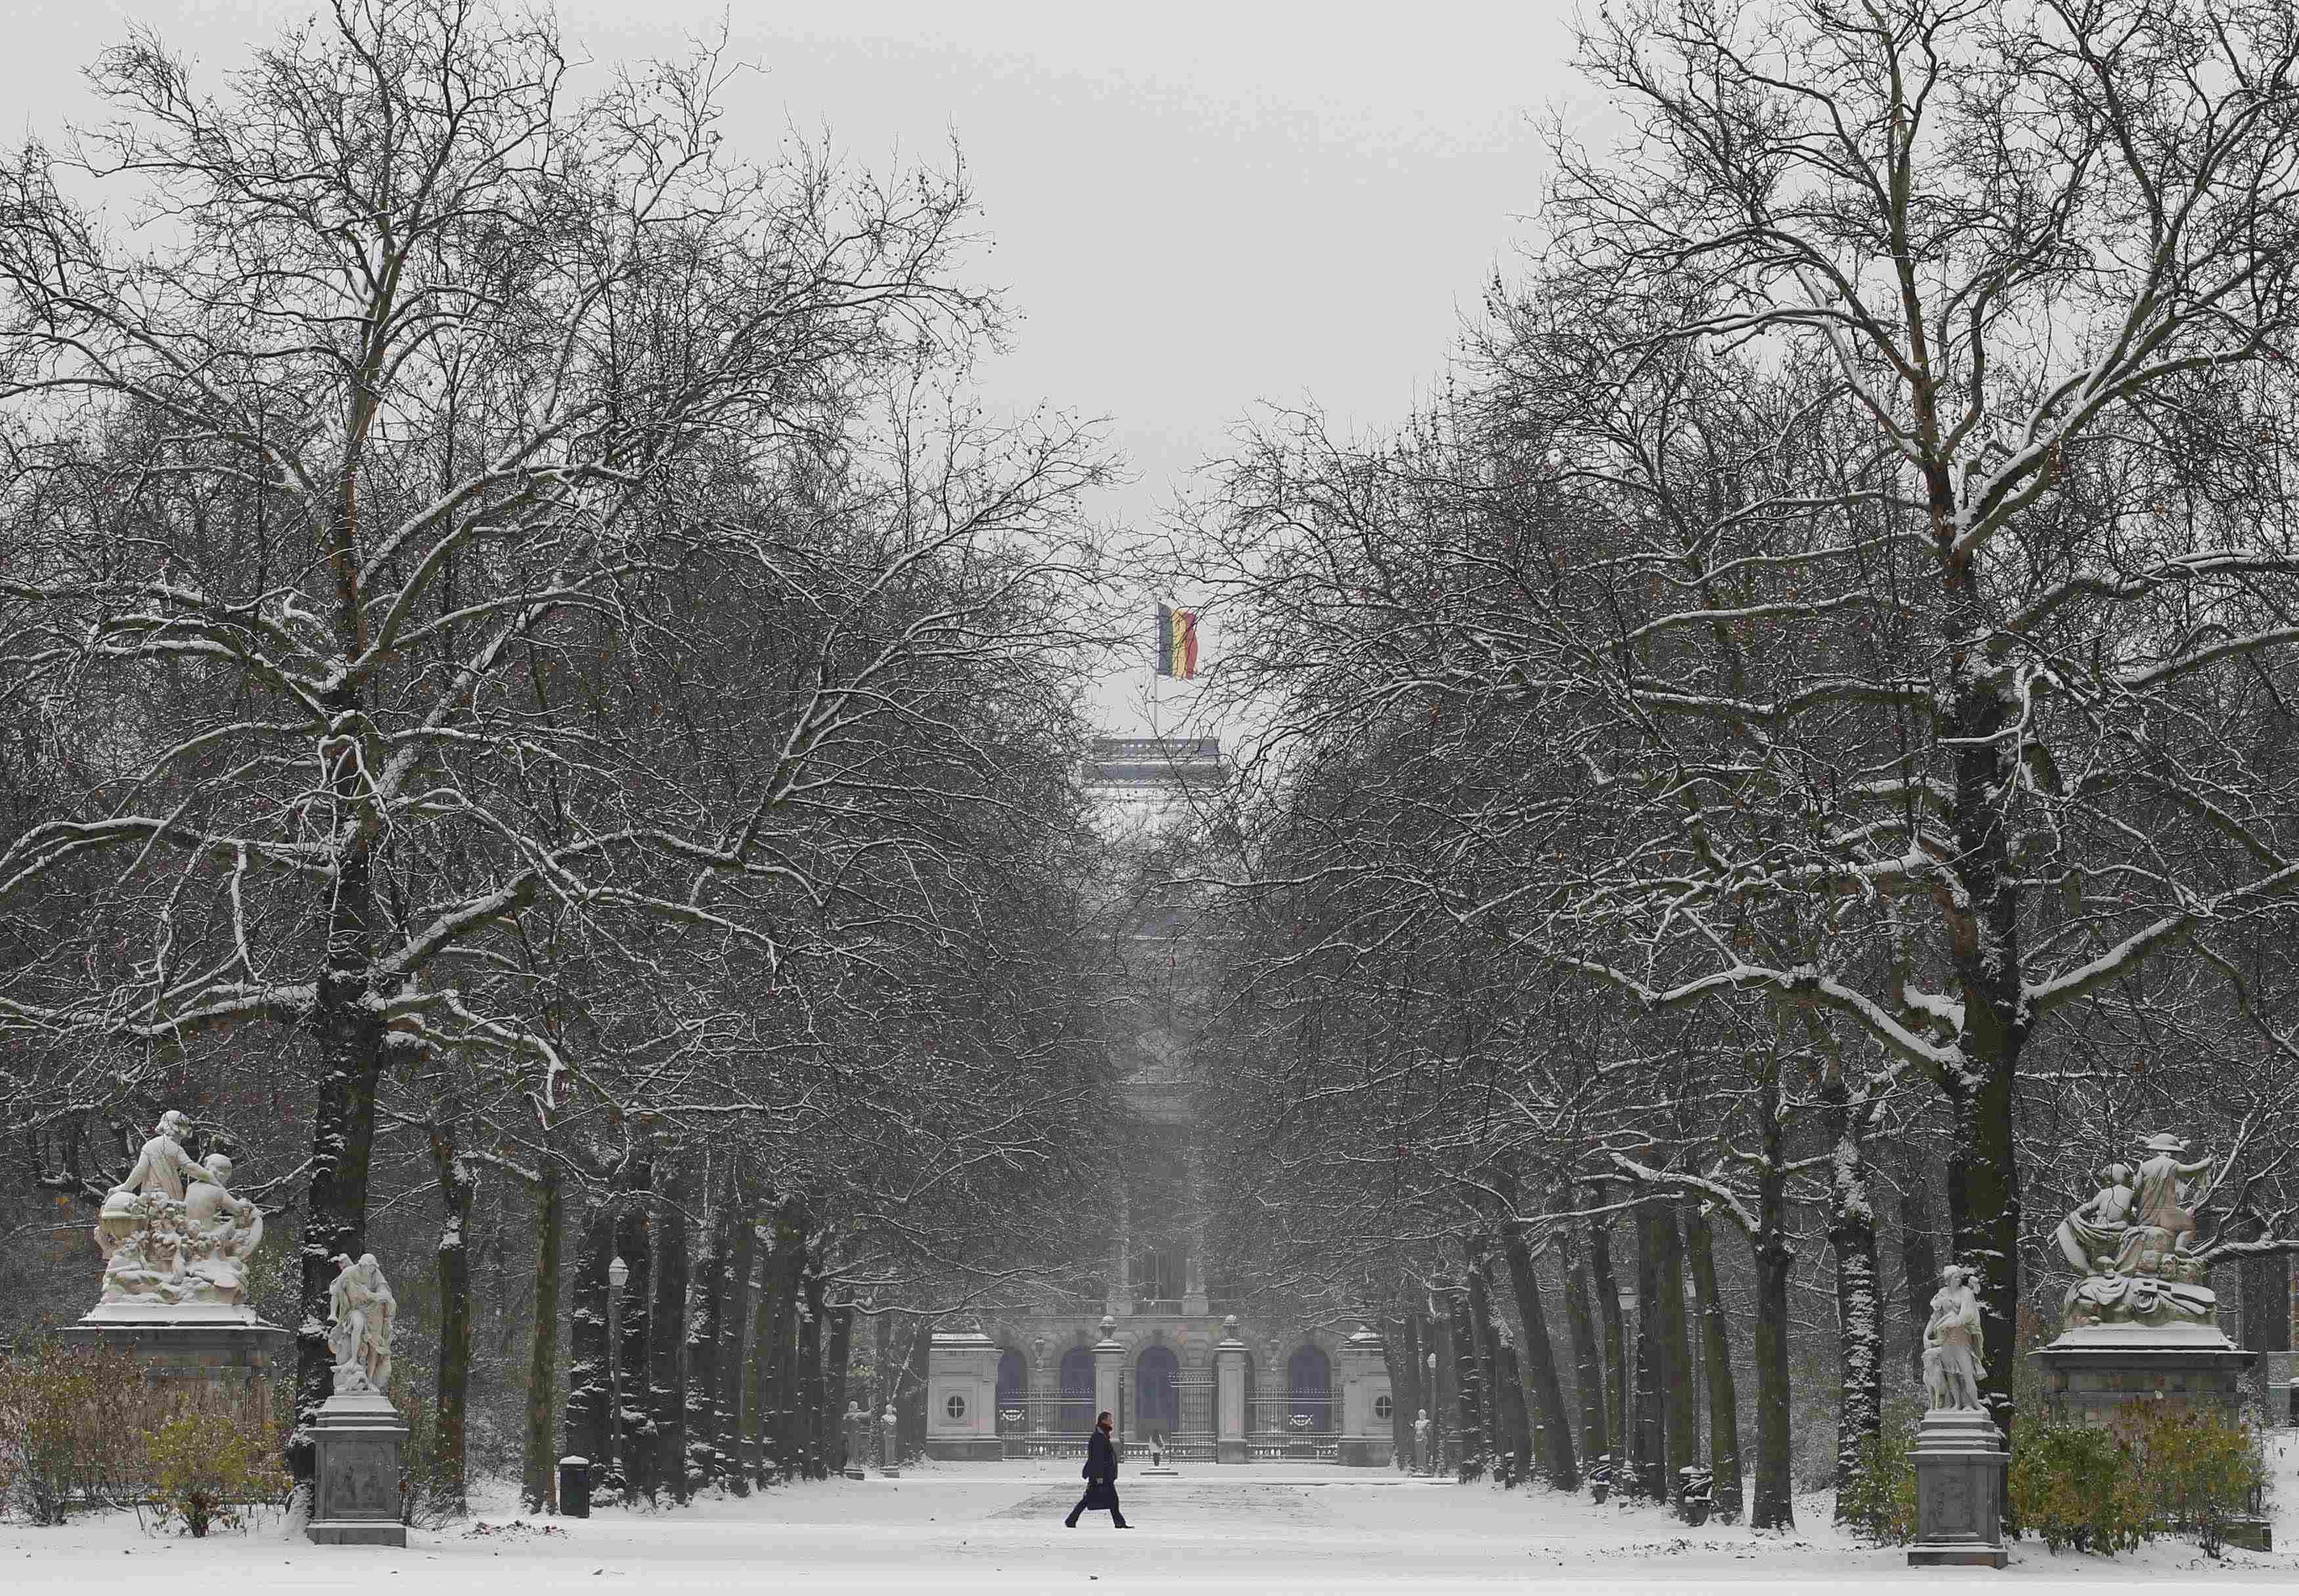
xmin=1063 ymin=1518 xmax=1078 ymax=1528
xmin=1113 ymin=1522 xmax=1132 ymax=1529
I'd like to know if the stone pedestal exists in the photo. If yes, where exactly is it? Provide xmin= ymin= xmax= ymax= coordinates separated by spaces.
xmin=1907 ymin=1408 xmax=2008 ymax=1568
xmin=924 ymin=1327 xmax=1002 ymax=1461
xmin=55 ymin=1306 xmax=290 ymax=1430
xmin=1215 ymin=1330 xmax=1249 ymax=1464
xmin=2032 ymin=1321 xmax=2256 ymax=1423
xmin=1336 ymin=1325 xmax=1394 ymax=1467
xmin=307 ymin=1389 xmax=409 ymax=1547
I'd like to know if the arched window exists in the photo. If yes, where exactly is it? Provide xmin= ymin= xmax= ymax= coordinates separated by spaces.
xmin=1058 ymin=1345 xmax=1095 ymax=1436
xmin=1288 ymin=1343 xmax=1331 ymax=1433
xmin=1135 ymin=1344 xmax=1180 ymax=1438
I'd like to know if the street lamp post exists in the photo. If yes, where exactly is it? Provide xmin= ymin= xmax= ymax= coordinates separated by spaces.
xmin=1616 ymin=1280 xmax=1640 ymax=1498
xmin=607 ymin=1254 xmax=629 ymax=1501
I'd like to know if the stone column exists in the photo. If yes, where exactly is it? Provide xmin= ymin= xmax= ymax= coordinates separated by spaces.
xmin=1093 ymin=1316 xmax=1126 ymax=1434
xmin=1215 ymin=1317 xmax=1249 ymax=1463
xmin=1906 ymin=1409 xmax=2008 ymax=1568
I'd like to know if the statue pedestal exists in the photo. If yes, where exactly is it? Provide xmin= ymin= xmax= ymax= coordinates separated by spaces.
xmin=1906 ymin=1409 xmax=2009 ymax=1568
xmin=307 ymin=1389 xmax=409 ymax=1547
xmin=2032 ymin=1321 xmax=2255 ymax=1423
xmin=55 ymin=1306 xmax=289 ymax=1430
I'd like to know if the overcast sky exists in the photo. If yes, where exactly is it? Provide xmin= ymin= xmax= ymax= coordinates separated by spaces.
xmin=0 ymin=1 xmax=1594 ymax=734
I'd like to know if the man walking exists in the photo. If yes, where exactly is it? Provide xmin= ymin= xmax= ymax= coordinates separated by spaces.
xmin=1064 ymin=1410 xmax=1130 ymax=1528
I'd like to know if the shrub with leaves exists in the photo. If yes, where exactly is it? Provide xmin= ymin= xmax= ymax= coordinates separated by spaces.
xmin=146 ymin=1408 xmax=290 ymax=1538
xmin=2009 ymin=1417 xmax=2150 ymax=1554
xmin=2123 ymin=1404 xmax=2264 ymax=1559
xmin=0 ymin=1341 xmax=148 ymax=1524
xmin=1839 ymin=1399 xmax=1920 ymax=1544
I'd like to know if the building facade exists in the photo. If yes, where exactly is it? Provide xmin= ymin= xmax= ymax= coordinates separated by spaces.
xmin=926 ymin=737 xmax=1393 ymax=1465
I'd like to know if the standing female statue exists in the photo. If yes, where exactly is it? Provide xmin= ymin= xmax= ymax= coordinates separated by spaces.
xmin=1921 ymin=1264 xmax=1986 ymax=1411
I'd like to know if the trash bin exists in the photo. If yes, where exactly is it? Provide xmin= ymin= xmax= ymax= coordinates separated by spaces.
xmin=558 ymin=1455 xmax=591 ymax=1518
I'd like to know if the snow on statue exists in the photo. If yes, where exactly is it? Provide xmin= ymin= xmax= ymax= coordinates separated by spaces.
xmin=326 ymin=1252 xmax=397 ymax=1394
xmin=90 ymin=1110 xmax=265 ymax=1309
xmin=1921 ymin=1264 xmax=1986 ymax=1411
xmin=2057 ymin=1131 xmax=2218 ymax=1329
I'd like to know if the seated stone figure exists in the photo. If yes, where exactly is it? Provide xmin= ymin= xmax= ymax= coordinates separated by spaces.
xmin=87 ymin=1111 xmax=265 ymax=1311
xmin=2060 ymin=1132 xmax=2220 ymax=1329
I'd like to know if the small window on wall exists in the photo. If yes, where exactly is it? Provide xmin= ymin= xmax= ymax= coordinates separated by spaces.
xmin=946 ymin=1392 xmax=968 ymax=1421
xmin=1374 ymin=1394 xmax=1394 ymax=1421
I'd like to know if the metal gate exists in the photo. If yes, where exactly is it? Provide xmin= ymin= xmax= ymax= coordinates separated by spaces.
xmin=1249 ymin=1392 xmax=1337 ymax=1459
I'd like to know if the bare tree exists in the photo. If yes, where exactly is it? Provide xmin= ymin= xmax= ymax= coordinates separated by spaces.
xmin=0 ymin=1 xmax=1105 ymax=1468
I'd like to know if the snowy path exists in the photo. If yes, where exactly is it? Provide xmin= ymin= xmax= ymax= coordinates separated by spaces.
xmin=7 ymin=1460 xmax=2294 ymax=1594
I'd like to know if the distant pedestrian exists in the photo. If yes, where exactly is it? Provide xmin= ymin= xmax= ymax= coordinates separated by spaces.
xmin=1064 ymin=1410 xmax=1130 ymax=1528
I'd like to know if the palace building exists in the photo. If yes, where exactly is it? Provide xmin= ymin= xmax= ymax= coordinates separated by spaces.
xmin=924 ymin=737 xmax=1395 ymax=1465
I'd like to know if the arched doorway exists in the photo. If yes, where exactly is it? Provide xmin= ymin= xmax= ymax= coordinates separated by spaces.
xmin=1058 ymin=1345 xmax=1094 ymax=1436
xmin=1288 ymin=1343 xmax=1331 ymax=1432
xmin=996 ymin=1349 xmax=1026 ymax=1436
xmin=1134 ymin=1344 xmax=1180 ymax=1440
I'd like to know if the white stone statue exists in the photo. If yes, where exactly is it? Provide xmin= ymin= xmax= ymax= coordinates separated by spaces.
xmin=2059 ymin=1131 xmax=2218 ymax=1328
xmin=880 ymin=1402 xmax=900 ymax=1470
xmin=90 ymin=1111 xmax=266 ymax=1312
xmin=1921 ymin=1264 xmax=1986 ymax=1411
xmin=325 ymin=1252 xmax=397 ymax=1394
xmin=1414 ymin=1408 xmax=1433 ymax=1472
xmin=119 ymin=1110 xmax=204 ymax=1200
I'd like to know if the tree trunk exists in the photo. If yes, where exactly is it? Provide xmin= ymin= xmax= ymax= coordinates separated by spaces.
xmin=799 ymin=1263 xmax=827 ymax=1479
xmin=1632 ymin=1206 xmax=1664 ymax=1498
xmin=758 ymin=1198 xmax=805 ymax=1482
xmin=1750 ymin=1118 xmax=1795 ymax=1530
xmin=1653 ymin=1205 xmax=1697 ymax=1486
xmin=427 ymin=1122 xmax=478 ymax=1515
xmin=292 ymin=815 xmax=387 ymax=1480
xmin=563 ymin=1182 xmax=613 ymax=1496
xmin=1940 ymin=545 xmax=2026 ymax=1440
xmin=685 ymin=1166 xmax=723 ymax=1490
xmin=1684 ymin=1201 xmax=1741 ymax=1522
xmin=1562 ymin=1241 xmax=1609 ymax=1473
xmin=614 ymin=1154 xmax=655 ymax=1501
xmin=1898 ymin=1172 xmax=1940 ymax=1388
xmin=874 ymin=1305 xmax=894 ymax=1411
xmin=2242 ymin=1249 xmax=2291 ymax=1423
xmin=1492 ymin=1339 xmax=1534 ymax=1486
xmin=1827 ymin=1085 xmax=1883 ymax=1520
xmin=650 ymin=1157 xmax=692 ymax=1503
xmin=1500 ymin=1225 xmax=1579 ymax=1490
xmin=1446 ymin=1293 xmax=1486 ymax=1474
xmin=1381 ymin=1312 xmax=1417 ymax=1469
xmin=1463 ymin=1260 xmax=1507 ymax=1476
xmin=896 ymin=1314 xmax=930 ymax=1461
xmin=822 ymin=1298 xmax=853 ymax=1469
xmin=1588 ymin=1213 xmax=1627 ymax=1484
xmin=521 ymin=1159 xmax=564 ymax=1515
xmin=720 ymin=1179 xmax=758 ymax=1495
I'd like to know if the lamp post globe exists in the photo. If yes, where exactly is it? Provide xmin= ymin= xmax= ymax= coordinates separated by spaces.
xmin=608 ymin=1255 xmax=629 ymax=1290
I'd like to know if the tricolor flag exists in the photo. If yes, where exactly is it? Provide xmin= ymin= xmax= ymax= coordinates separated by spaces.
xmin=1155 ymin=604 xmax=1199 ymax=679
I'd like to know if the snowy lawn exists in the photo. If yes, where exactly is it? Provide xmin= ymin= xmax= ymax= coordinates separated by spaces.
xmin=7 ymin=1455 xmax=2298 ymax=1595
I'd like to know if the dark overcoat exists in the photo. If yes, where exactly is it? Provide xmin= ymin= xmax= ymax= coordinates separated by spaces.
xmin=1080 ymin=1426 xmax=1119 ymax=1507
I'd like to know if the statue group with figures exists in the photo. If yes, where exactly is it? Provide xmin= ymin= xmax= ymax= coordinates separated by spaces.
xmin=90 ymin=1110 xmax=265 ymax=1313
xmin=2053 ymin=1132 xmax=2218 ymax=1329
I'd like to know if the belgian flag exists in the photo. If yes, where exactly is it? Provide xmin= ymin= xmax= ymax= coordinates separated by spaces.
xmin=1155 ymin=604 xmax=1199 ymax=679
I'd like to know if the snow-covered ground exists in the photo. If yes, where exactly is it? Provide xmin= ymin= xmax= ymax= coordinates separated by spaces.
xmin=7 ymin=1455 xmax=2298 ymax=1595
